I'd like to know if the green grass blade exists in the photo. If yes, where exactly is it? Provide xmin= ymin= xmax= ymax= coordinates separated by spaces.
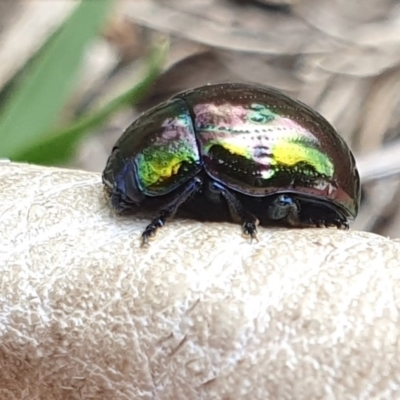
xmin=14 ymin=40 xmax=169 ymax=166
xmin=0 ymin=0 xmax=112 ymax=159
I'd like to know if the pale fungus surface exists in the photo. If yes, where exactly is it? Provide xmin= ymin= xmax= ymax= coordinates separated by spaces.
xmin=0 ymin=161 xmax=399 ymax=399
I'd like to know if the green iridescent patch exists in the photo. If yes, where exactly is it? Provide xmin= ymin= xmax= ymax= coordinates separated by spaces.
xmin=247 ymin=104 xmax=277 ymax=124
xmin=136 ymin=140 xmax=198 ymax=191
xmin=129 ymin=108 xmax=201 ymax=195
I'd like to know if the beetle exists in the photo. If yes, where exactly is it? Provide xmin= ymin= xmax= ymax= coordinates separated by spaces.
xmin=102 ymin=83 xmax=360 ymax=245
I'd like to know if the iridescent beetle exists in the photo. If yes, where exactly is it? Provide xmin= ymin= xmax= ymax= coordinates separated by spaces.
xmin=103 ymin=83 xmax=360 ymax=245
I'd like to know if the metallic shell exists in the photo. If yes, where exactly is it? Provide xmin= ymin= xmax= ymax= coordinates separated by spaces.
xmin=176 ymin=83 xmax=360 ymax=218
xmin=113 ymin=98 xmax=201 ymax=196
xmin=105 ymin=83 xmax=360 ymax=220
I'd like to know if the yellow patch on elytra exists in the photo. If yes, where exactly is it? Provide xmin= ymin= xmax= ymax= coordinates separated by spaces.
xmin=221 ymin=142 xmax=249 ymax=158
xmin=151 ymin=159 xmax=181 ymax=181
xmin=273 ymin=141 xmax=334 ymax=176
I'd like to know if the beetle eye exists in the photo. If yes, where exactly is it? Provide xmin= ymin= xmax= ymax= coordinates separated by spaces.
xmin=276 ymin=194 xmax=293 ymax=207
xmin=268 ymin=194 xmax=297 ymax=220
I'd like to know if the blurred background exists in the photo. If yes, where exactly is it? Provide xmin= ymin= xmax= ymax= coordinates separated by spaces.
xmin=0 ymin=0 xmax=400 ymax=237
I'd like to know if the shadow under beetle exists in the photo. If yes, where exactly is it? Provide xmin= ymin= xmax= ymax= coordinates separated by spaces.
xmin=102 ymin=83 xmax=360 ymax=245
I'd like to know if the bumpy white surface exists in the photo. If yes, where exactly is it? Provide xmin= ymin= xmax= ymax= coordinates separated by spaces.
xmin=0 ymin=161 xmax=400 ymax=399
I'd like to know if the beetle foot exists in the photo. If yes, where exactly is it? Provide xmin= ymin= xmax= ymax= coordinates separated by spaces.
xmin=211 ymin=182 xmax=260 ymax=243
xmin=323 ymin=218 xmax=349 ymax=230
xmin=302 ymin=217 xmax=349 ymax=230
xmin=140 ymin=177 xmax=203 ymax=246
xmin=141 ymin=218 xmax=165 ymax=247
xmin=242 ymin=221 xmax=259 ymax=242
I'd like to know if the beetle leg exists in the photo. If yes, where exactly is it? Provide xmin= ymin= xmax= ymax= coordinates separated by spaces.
xmin=268 ymin=194 xmax=349 ymax=230
xmin=295 ymin=202 xmax=349 ymax=230
xmin=211 ymin=182 xmax=259 ymax=241
xmin=297 ymin=216 xmax=349 ymax=230
xmin=141 ymin=177 xmax=203 ymax=246
xmin=308 ymin=216 xmax=349 ymax=230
